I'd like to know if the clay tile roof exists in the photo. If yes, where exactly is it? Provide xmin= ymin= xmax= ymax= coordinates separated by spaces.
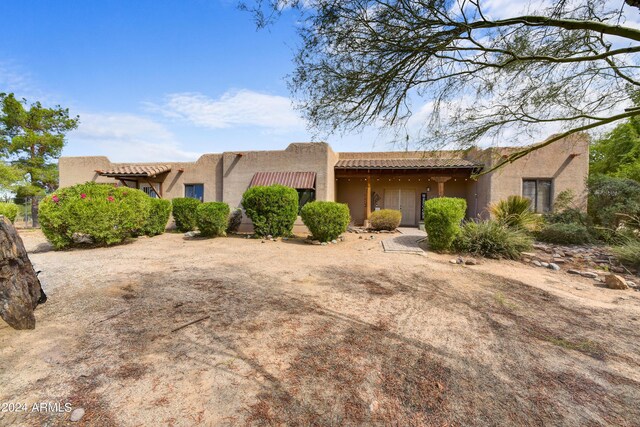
xmin=98 ymin=164 xmax=172 ymax=177
xmin=334 ymin=158 xmax=482 ymax=169
xmin=250 ymin=171 xmax=316 ymax=189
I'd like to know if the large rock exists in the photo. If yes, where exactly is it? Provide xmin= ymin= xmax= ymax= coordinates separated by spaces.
xmin=0 ymin=216 xmax=45 ymax=329
xmin=605 ymin=274 xmax=629 ymax=290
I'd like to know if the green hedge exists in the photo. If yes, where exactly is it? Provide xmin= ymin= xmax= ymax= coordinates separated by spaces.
xmin=0 ymin=202 xmax=19 ymax=223
xmin=39 ymin=182 xmax=150 ymax=249
xmin=300 ymin=201 xmax=350 ymax=242
xmin=424 ymin=197 xmax=467 ymax=252
xmin=454 ymin=220 xmax=533 ymax=259
xmin=536 ymin=223 xmax=592 ymax=245
xmin=370 ymin=209 xmax=402 ymax=231
xmin=196 ymin=202 xmax=230 ymax=237
xmin=143 ymin=198 xmax=172 ymax=236
xmin=242 ymin=185 xmax=299 ymax=237
xmin=172 ymin=197 xmax=201 ymax=232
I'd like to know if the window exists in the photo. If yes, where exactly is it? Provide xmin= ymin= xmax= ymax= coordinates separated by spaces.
xmin=140 ymin=183 xmax=159 ymax=198
xmin=523 ymin=179 xmax=552 ymax=213
xmin=297 ymin=189 xmax=315 ymax=213
xmin=185 ymin=184 xmax=204 ymax=201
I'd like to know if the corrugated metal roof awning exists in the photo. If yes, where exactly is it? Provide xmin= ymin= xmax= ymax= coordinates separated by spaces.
xmin=335 ymin=158 xmax=482 ymax=169
xmin=250 ymin=171 xmax=316 ymax=189
xmin=98 ymin=164 xmax=172 ymax=178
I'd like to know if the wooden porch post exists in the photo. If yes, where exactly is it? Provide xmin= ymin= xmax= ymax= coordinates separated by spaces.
xmin=365 ymin=175 xmax=371 ymax=225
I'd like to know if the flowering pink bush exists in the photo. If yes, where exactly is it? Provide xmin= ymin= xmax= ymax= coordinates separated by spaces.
xmin=107 ymin=196 xmax=115 ymax=202
xmin=51 ymin=195 xmax=59 ymax=203
xmin=80 ymin=193 xmax=86 ymax=199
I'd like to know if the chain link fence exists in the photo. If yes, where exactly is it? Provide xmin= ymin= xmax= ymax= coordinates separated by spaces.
xmin=13 ymin=196 xmax=44 ymax=228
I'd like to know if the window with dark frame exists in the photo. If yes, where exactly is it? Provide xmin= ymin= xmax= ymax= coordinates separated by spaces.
xmin=522 ymin=179 xmax=552 ymax=213
xmin=297 ymin=189 xmax=316 ymax=213
xmin=185 ymin=184 xmax=204 ymax=202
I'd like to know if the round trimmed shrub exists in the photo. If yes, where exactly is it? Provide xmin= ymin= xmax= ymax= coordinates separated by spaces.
xmin=172 ymin=197 xmax=201 ymax=232
xmin=242 ymin=185 xmax=299 ymax=237
xmin=196 ymin=202 xmax=230 ymax=237
xmin=39 ymin=182 xmax=150 ymax=249
xmin=0 ymin=202 xmax=19 ymax=223
xmin=301 ymin=201 xmax=350 ymax=242
xmin=454 ymin=220 xmax=533 ymax=259
xmin=370 ymin=209 xmax=402 ymax=231
xmin=143 ymin=198 xmax=171 ymax=236
xmin=227 ymin=208 xmax=243 ymax=233
xmin=424 ymin=197 xmax=467 ymax=252
xmin=536 ymin=223 xmax=592 ymax=245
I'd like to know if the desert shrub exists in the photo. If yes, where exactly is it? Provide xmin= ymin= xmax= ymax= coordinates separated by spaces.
xmin=300 ymin=201 xmax=350 ymax=242
xmin=489 ymin=195 xmax=541 ymax=231
xmin=0 ymin=202 xmax=19 ymax=223
xmin=369 ymin=209 xmax=402 ymax=231
xmin=454 ymin=220 xmax=533 ymax=259
xmin=612 ymin=239 xmax=640 ymax=268
xmin=536 ymin=223 xmax=592 ymax=245
xmin=544 ymin=208 xmax=589 ymax=226
xmin=242 ymin=184 xmax=298 ymax=237
xmin=588 ymin=175 xmax=640 ymax=229
xmin=142 ymin=198 xmax=171 ymax=236
xmin=172 ymin=197 xmax=201 ymax=232
xmin=424 ymin=197 xmax=467 ymax=252
xmin=196 ymin=202 xmax=230 ymax=237
xmin=39 ymin=182 xmax=150 ymax=249
xmin=227 ymin=208 xmax=243 ymax=233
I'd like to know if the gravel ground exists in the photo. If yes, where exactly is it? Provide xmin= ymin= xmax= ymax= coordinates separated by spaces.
xmin=1 ymin=229 xmax=640 ymax=426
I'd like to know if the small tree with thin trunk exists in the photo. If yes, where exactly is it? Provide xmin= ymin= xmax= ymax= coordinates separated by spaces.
xmin=0 ymin=93 xmax=79 ymax=226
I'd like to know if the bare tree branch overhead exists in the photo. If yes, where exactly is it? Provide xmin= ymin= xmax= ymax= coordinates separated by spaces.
xmin=241 ymin=0 xmax=640 ymax=172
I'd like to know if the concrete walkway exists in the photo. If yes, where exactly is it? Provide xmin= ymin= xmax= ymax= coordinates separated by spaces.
xmin=381 ymin=227 xmax=427 ymax=253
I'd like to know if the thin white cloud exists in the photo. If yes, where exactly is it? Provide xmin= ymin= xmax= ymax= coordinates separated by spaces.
xmin=67 ymin=112 xmax=200 ymax=162
xmin=146 ymin=90 xmax=305 ymax=132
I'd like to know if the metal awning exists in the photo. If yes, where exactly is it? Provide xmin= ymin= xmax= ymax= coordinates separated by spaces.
xmin=250 ymin=171 xmax=316 ymax=189
xmin=335 ymin=158 xmax=482 ymax=170
xmin=97 ymin=164 xmax=172 ymax=178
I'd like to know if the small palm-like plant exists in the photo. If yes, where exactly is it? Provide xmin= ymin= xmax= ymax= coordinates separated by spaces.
xmin=489 ymin=196 xmax=541 ymax=231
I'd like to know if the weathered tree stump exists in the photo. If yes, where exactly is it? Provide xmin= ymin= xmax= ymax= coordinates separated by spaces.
xmin=0 ymin=215 xmax=45 ymax=329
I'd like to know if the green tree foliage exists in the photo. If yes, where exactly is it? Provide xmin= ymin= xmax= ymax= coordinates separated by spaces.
xmin=590 ymin=116 xmax=640 ymax=181
xmin=588 ymin=175 xmax=640 ymax=229
xmin=172 ymin=197 xmax=201 ymax=232
xmin=196 ymin=202 xmax=230 ymax=237
xmin=369 ymin=209 xmax=402 ymax=231
xmin=38 ymin=182 xmax=150 ymax=249
xmin=300 ymin=201 xmax=350 ymax=242
xmin=0 ymin=93 xmax=79 ymax=225
xmin=242 ymin=185 xmax=298 ymax=237
xmin=424 ymin=197 xmax=466 ymax=252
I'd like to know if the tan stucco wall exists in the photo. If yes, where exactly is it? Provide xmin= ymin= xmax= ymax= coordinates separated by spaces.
xmin=466 ymin=133 xmax=589 ymax=217
xmin=58 ymin=155 xmax=223 ymax=201
xmin=221 ymin=142 xmax=333 ymax=208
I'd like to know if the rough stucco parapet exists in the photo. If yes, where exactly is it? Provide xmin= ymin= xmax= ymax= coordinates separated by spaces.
xmin=477 ymin=133 xmax=590 ymax=212
xmin=58 ymin=156 xmax=114 ymax=188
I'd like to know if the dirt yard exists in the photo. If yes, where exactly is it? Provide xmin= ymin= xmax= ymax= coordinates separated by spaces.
xmin=2 ymin=229 xmax=640 ymax=427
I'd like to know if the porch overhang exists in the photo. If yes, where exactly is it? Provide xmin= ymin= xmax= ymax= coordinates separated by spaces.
xmin=250 ymin=171 xmax=317 ymax=190
xmin=96 ymin=164 xmax=172 ymax=179
xmin=334 ymin=158 xmax=483 ymax=172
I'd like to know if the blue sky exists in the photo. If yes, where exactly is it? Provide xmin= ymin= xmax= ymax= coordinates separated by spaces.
xmin=0 ymin=0 xmax=382 ymax=161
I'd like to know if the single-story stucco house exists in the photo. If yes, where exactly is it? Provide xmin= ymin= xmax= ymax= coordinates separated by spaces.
xmin=58 ymin=133 xmax=588 ymax=231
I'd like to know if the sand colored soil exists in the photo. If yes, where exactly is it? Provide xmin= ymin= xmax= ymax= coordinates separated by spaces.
xmin=1 ymin=229 xmax=639 ymax=426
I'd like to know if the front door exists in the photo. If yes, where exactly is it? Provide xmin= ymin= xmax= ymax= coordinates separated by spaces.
xmin=384 ymin=189 xmax=416 ymax=225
